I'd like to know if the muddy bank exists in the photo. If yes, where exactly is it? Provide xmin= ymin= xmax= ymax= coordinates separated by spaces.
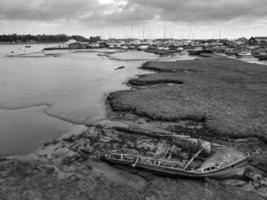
xmin=0 ymin=123 xmax=266 ymax=200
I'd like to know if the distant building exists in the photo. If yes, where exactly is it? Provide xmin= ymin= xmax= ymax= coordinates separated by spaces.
xmin=65 ymin=39 xmax=77 ymax=45
xmin=254 ymin=37 xmax=267 ymax=45
xmin=69 ymin=42 xmax=89 ymax=49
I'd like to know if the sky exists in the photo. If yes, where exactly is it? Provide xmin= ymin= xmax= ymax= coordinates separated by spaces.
xmin=0 ymin=0 xmax=267 ymax=39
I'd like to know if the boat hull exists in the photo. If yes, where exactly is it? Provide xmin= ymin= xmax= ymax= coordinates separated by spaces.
xmin=258 ymin=55 xmax=267 ymax=60
xmin=100 ymin=156 xmax=248 ymax=179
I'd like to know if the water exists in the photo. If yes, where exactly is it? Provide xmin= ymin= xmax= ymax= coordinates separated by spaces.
xmin=0 ymin=45 xmax=196 ymax=157
xmin=156 ymin=52 xmax=198 ymax=61
xmin=0 ymin=44 xmax=159 ymax=156
xmin=0 ymin=106 xmax=87 ymax=156
xmin=223 ymin=54 xmax=267 ymax=66
xmin=107 ymin=50 xmax=196 ymax=62
xmin=107 ymin=50 xmax=159 ymax=61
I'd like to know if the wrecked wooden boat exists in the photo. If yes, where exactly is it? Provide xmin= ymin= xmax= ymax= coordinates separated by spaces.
xmin=98 ymin=135 xmax=249 ymax=179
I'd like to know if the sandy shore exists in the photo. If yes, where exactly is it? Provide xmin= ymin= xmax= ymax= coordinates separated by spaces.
xmin=0 ymin=54 xmax=267 ymax=199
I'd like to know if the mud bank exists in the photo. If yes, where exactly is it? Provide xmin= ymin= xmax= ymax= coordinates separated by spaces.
xmin=0 ymin=123 xmax=266 ymax=200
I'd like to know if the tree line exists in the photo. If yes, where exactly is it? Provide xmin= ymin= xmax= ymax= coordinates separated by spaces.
xmin=0 ymin=34 xmax=101 ymax=43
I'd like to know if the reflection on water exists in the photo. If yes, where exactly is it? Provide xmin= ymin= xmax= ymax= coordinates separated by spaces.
xmin=0 ymin=106 xmax=86 ymax=156
xmin=0 ymin=45 xmax=196 ymax=156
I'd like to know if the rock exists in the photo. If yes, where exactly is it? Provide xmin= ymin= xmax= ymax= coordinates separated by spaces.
xmin=245 ymin=167 xmax=267 ymax=189
xmin=63 ymin=136 xmax=76 ymax=143
xmin=51 ymin=147 xmax=75 ymax=159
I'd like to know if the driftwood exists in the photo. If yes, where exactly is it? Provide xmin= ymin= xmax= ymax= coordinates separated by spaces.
xmin=184 ymin=148 xmax=203 ymax=170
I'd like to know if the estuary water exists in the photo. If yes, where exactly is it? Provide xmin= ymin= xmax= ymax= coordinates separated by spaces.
xmin=0 ymin=44 xmax=160 ymax=156
xmin=0 ymin=44 xmax=195 ymax=156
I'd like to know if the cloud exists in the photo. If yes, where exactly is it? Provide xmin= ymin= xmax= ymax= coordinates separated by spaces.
xmin=84 ymin=0 xmax=267 ymax=27
xmin=83 ymin=1 xmax=159 ymax=25
xmin=0 ymin=0 xmax=267 ymax=38
xmin=0 ymin=0 xmax=101 ymax=21
xmin=1 ymin=0 xmax=267 ymax=24
xmin=125 ymin=0 xmax=267 ymax=23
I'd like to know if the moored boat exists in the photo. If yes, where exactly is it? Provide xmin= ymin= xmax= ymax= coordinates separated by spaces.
xmin=236 ymin=51 xmax=253 ymax=58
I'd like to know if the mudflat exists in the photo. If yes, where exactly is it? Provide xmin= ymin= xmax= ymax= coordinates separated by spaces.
xmin=1 ymin=55 xmax=267 ymax=200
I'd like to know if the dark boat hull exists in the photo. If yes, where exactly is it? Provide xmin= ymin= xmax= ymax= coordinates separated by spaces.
xmin=258 ymin=55 xmax=267 ymax=60
xmin=188 ymin=49 xmax=213 ymax=56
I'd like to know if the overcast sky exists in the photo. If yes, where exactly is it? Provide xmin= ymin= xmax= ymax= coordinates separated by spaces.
xmin=0 ymin=0 xmax=266 ymax=39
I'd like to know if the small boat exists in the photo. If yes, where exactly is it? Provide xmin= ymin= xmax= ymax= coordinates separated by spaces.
xmin=114 ymin=66 xmax=125 ymax=70
xmin=98 ymin=135 xmax=248 ymax=179
xmin=224 ymin=49 xmax=235 ymax=56
xmin=25 ymin=45 xmax=31 ymax=48
xmin=236 ymin=51 xmax=253 ymax=58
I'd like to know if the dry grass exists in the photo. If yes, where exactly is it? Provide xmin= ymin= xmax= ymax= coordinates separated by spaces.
xmin=109 ymin=55 xmax=267 ymax=141
xmin=129 ymin=73 xmax=184 ymax=85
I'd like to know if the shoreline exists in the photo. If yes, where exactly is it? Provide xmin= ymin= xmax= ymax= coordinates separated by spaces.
xmin=0 ymin=53 xmax=267 ymax=199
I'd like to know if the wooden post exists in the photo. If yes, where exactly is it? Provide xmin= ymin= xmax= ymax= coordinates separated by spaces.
xmin=184 ymin=148 xmax=203 ymax=170
xmin=132 ymin=157 xmax=139 ymax=167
